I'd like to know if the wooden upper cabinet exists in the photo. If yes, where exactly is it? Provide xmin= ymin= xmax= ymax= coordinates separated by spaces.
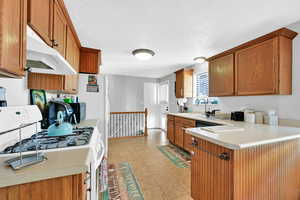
xmin=209 ymin=54 xmax=234 ymax=97
xmin=208 ymin=28 xmax=297 ymax=96
xmin=27 ymin=0 xmax=53 ymax=46
xmin=28 ymin=73 xmax=79 ymax=94
xmin=64 ymin=74 xmax=79 ymax=94
xmin=66 ymin=28 xmax=80 ymax=72
xmin=80 ymin=47 xmax=101 ymax=74
xmin=0 ymin=0 xmax=27 ymax=77
xmin=175 ymin=69 xmax=194 ymax=98
xmin=53 ymin=0 xmax=67 ymax=57
xmin=235 ymin=38 xmax=278 ymax=95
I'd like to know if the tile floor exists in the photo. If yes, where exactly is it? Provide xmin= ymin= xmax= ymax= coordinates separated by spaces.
xmin=108 ymin=129 xmax=193 ymax=200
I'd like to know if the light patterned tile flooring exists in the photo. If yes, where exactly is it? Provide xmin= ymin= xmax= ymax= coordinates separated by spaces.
xmin=108 ymin=130 xmax=193 ymax=200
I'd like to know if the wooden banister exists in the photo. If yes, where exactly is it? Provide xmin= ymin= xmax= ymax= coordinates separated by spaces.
xmin=109 ymin=108 xmax=148 ymax=138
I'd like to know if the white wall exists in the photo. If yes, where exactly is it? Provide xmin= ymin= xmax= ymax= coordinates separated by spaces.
xmin=77 ymin=74 xmax=106 ymax=120
xmin=0 ymin=76 xmax=29 ymax=106
xmin=107 ymin=74 xmax=157 ymax=112
xmin=107 ymin=74 xmax=161 ymax=128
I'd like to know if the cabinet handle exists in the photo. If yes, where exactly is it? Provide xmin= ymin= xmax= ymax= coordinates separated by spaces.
xmin=192 ymin=139 xmax=230 ymax=161
xmin=52 ymin=40 xmax=59 ymax=47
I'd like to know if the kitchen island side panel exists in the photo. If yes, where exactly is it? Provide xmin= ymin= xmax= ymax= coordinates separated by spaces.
xmin=233 ymin=139 xmax=300 ymax=200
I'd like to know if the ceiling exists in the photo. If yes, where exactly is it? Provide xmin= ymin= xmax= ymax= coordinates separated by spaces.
xmin=64 ymin=0 xmax=300 ymax=78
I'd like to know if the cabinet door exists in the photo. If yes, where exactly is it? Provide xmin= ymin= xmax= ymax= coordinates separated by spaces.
xmin=167 ymin=119 xmax=175 ymax=143
xmin=53 ymin=0 xmax=67 ymax=57
xmin=80 ymin=47 xmax=101 ymax=74
xmin=66 ymin=27 xmax=80 ymax=72
xmin=28 ymin=0 xmax=53 ymax=46
xmin=235 ymin=38 xmax=278 ymax=95
xmin=175 ymin=123 xmax=184 ymax=148
xmin=209 ymin=54 xmax=234 ymax=96
xmin=191 ymin=137 xmax=233 ymax=200
xmin=0 ymin=0 xmax=27 ymax=77
xmin=175 ymin=69 xmax=184 ymax=98
xmin=64 ymin=74 xmax=79 ymax=94
xmin=183 ymin=133 xmax=193 ymax=153
xmin=28 ymin=73 xmax=64 ymax=90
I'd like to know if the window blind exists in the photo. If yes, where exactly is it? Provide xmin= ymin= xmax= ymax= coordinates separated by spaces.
xmin=196 ymin=72 xmax=209 ymax=97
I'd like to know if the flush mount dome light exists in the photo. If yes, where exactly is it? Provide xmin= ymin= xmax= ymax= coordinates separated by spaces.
xmin=193 ymin=56 xmax=207 ymax=63
xmin=132 ymin=49 xmax=155 ymax=60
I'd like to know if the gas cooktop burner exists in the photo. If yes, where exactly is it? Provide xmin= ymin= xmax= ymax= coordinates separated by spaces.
xmin=1 ymin=127 xmax=94 ymax=154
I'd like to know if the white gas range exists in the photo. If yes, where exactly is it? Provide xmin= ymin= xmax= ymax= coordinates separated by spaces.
xmin=0 ymin=105 xmax=105 ymax=200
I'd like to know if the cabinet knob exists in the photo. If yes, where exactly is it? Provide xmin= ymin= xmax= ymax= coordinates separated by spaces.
xmin=191 ymin=151 xmax=195 ymax=156
xmin=218 ymin=152 xmax=230 ymax=161
xmin=52 ymin=40 xmax=59 ymax=47
xmin=191 ymin=137 xmax=198 ymax=147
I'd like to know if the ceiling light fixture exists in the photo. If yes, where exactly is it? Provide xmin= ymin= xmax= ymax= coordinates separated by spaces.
xmin=193 ymin=56 xmax=207 ymax=64
xmin=132 ymin=49 xmax=155 ymax=61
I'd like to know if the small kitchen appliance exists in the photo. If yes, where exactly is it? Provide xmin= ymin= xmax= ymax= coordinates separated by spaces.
xmin=231 ymin=111 xmax=244 ymax=121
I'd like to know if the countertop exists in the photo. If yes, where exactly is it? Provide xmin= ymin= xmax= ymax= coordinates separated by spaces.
xmin=0 ymin=119 xmax=100 ymax=188
xmin=168 ymin=113 xmax=300 ymax=150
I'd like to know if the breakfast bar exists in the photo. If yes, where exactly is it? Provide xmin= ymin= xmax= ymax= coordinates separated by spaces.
xmin=168 ymin=113 xmax=300 ymax=200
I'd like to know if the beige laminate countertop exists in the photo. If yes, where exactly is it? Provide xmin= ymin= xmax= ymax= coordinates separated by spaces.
xmin=168 ymin=113 xmax=300 ymax=150
xmin=0 ymin=119 xmax=100 ymax=188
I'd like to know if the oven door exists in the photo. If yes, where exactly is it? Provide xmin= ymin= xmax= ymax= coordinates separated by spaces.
xmin=90 ymin=140 xmax=105 ymax=200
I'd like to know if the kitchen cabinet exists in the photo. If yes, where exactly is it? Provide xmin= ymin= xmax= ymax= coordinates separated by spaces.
xmin=66 ymin=27 xmax=80 ymax=72
xmin=175 ymin=69 xmax=194 ymax=98
xmin=190 ymin=135 xmax=300 ymax=200
xmin=167 ymin=115 xmax=175 ymax=143
xmin=171 ymin=116 xmax=196 ymax=150
xmin=235 ymin=37 xmax=292 ymax=95
xmin=208 ymin=28 xmax=297 ymax=96
xmin=191 ymin=136 xmax=233 ymax=200
xmin=0 ymin=0 xmax=27 ymax=77
xmin=174 ymin=121 xmax=184 ymax=148
xmin=183 ymin=133 xmax=193 ymax=153
xmin=53 ymin=0 xmax=67 ymax=57
xmin=64 ymin=74 xmax=79 ymax=94
xmin=28 ymin=72 xmax=79 ymax=94
xmin=80 ymin=47 xmax=102 ymax=74
xmin=27 ymin=0 xmax=53 ymax=46
xmin=209 ymin=54 xmax=234 ymax=97
xmin=0 ymin=173 xmax=87 ymax=200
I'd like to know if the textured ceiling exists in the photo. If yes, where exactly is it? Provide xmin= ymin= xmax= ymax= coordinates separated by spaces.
xmin=65 ymin=0 xmax=300 ymax=78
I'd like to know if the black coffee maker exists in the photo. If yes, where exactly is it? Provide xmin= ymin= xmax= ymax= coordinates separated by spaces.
xmin=0 ymin=87 xmax=7 ymax=107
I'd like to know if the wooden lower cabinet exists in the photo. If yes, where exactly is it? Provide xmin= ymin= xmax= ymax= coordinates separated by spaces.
xmin=167 ymin=117 xmax=175 ymax=143
xmin=191 ymin=137 xmax=300 ymax=200
xmin=167 ymin=115 xmax=196 ymax=151
xmin=183 ymin=133 xmax=193 ymax=153
xmin=174 ymin=123 xmax=184 ymax=148
xmin=0 ymin=173 xmax=87 ymax=200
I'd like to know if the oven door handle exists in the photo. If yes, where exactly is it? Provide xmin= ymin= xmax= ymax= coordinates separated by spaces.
xmin=98 ymin=140 xmax=105 ymax=164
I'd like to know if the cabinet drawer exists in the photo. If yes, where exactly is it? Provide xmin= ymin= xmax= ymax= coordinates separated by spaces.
xmin=192 ymin=137 xmax=232 ymax=155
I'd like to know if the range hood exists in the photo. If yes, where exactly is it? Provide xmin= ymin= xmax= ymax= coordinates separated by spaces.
xmin=26 ymin=26 xmax=76 ymax=75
